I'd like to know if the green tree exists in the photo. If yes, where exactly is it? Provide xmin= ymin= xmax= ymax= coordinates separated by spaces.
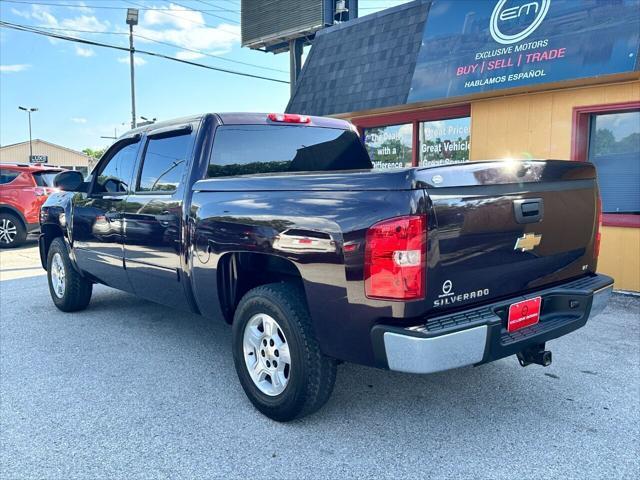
xmin=82 ymin=147 xmax=106 ymax=160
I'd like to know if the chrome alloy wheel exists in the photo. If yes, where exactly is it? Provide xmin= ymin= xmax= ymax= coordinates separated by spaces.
xmin=50 ymin=252 xmax=66 ymax=299
xmin=0 ymin=218 xmax=17 ymax=245
xmin=243 ymin=313 xmax=291 ymax=396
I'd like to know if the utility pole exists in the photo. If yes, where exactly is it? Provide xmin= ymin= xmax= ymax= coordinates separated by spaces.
xmin=18 ymin=106 xmax=38 ymax=161
xmin=126 ymin=9 xmax=139 ymax=130
xmin=289 ymin=38 xmax=303 ymax=96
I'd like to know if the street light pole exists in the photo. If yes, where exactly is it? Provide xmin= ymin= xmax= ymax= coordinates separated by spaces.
xmin=18 ymin=106 xmax=38 ymax=161
xmin=126 ymin=9 xmax=139 ymax=130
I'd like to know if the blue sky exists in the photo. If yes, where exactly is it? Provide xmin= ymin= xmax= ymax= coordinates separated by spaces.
xmin=0 ymin=0 xmax=410 ymax=151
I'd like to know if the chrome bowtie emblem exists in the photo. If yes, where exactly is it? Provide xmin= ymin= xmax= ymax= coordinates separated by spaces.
xmin=514 ymin=233 xmax=542 ymax=252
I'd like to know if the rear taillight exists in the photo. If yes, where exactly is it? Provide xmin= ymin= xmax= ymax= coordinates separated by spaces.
xmin=268 ymin=113 xmax=310 ymax=124
xmin=594 ymin=196 xmax=603 ymax=259
xmin=364 ymin=215 xmax=426 ymax=300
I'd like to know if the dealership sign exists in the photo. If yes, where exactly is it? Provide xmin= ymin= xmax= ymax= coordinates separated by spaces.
xmin=29 ymin=155 xmax=48 ymax=164
xmin=407 ymin=0 xmax=640 ymax=102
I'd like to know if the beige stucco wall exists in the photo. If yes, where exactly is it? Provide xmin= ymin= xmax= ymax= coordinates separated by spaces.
xmin=0 ymin=140 xmax=91 ymax=169
xmin=469 ymin=80 xmax=640 ymax=160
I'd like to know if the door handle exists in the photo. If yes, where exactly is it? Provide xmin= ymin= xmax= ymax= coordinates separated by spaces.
xmin=101 ymin=195 xmax=124 ymax=201
xmin=514 ymin=198 xmax=543 ymax=224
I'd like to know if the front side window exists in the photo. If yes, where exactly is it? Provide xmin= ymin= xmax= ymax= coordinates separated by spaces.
xmin=419 ymin=117 xmax=471 ymax=167
xmin=94 ymin=142 xmax=139 ymax=194
xmin=0 ymin=169 xmax=20 ymax=185
xmin=588 ymin=110 xmax=640 ymax=214
xmin=137 ymin=133 xmax=191 ymax=192
xmin=208 ymin=125 xmax=371 ymax=177
xmin=363 ymin=124 xmax=413 ymax=169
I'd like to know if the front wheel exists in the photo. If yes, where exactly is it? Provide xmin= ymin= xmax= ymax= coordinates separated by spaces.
xmin=47 ymin=237 xmax=93 ymax=312
xmin=232 ymin=283 xmax=337 ymax=422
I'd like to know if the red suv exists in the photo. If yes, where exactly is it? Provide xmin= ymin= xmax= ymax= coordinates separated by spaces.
xmin=0 ymin=164 xmax=65 ymax=248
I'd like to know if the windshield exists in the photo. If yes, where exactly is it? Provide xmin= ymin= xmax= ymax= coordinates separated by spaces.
xmin=32 ymin=171 xmax=62 ymax=187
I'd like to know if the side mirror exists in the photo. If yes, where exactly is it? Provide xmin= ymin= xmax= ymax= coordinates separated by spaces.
xmin=54 ymin=170 xmax=85 ymax=192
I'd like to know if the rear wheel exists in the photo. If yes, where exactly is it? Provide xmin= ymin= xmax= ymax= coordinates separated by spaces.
xmin=0 ymin=213 xmax=26 ymax=248
xmin=232 ymin=283 xmax=337 ymax=422
xmin=47 ymin=237 xmax=93 ymax=312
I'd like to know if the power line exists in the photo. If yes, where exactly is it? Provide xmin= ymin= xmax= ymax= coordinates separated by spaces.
xmin=24 ymin=24 xmax=128 ymax=35
xmin=169 ymin=0 xmax=239 ymax=24
xmin=0 ymin=0 xmax=234 ymax=12
xmin=194 ymin=0 xmax=238 ymax=13
xmin=188 ymin=0 xmax=411 ymax=13
xmin=133 ymin=32 xmax=288 ymax=73
xmin=16 ymin=22 xmax=288 ymax=74
xmin=0 ymin=21 xmax=289 ymax=84
xmin=125 ymin=0 xmax=238 ymax=30
xmin=1 ymin=0 xmax=407 ymax=14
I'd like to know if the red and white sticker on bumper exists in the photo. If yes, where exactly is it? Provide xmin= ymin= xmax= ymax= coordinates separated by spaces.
xmin=507 ymin=296 xmax=542 ymax=333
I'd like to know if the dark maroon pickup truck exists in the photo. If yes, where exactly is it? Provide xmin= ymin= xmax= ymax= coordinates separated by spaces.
xmin=39 ymin=113 xmax=613 ymax=421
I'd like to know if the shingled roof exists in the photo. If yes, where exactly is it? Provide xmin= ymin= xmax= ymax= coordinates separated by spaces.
xmin=286 ymin=0 xmax=430 ymax=117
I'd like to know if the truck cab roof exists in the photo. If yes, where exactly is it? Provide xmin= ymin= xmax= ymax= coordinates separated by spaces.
xmin=123 ymin=112 xmax=353 ymax=140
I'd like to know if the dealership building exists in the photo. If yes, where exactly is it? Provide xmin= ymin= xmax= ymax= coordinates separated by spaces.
xmin=287 ymin=0 xmax=640 ymax=291
xmin=0 ymin=139 xmax=93 ymax=176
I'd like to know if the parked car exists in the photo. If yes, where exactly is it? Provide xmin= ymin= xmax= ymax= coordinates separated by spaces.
xmin=0 ymin=163 xmax=64 ymax=247
xmin=39 ymin=113 xmax=613 ymax=421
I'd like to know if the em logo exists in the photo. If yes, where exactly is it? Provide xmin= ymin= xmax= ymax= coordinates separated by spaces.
xmin=490 ymin=0 xmax=551 ymax=45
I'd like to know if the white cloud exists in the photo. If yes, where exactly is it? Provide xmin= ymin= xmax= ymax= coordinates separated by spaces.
xmin=71 ymin=117 xmax=88 ymax=124
xmin=75 ymin=46 xmax=95 ymax=57
xmin=143 ymin=3 xmax=207 ymax=29
xmin=11 ymin=2 xmax=240 ymax=67
xmin=136 ymin=3 xmax=240 ymax=56
xmin=70 ymin=2 xmax=93 ymax=14
xmin=117 ymin=56 xmax=147 ymax=66
xmin=30 ymin=5 xmax=60 ymax=29
xmin=175 ymin=50 xmax=205 ymax=61
xmin=0 ymin=64 xmax=31 ymax=73
xmin=61 ymin=15 xmax=110 ymax=32
xmin=10 ymin=8 xmax=31 ymax=19
xmin=17 ymin=5 xmax=110 ymax=35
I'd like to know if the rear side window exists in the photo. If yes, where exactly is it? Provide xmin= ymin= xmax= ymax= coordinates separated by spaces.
xmin=0 ymin=169 xmax=20 ymax=185
xmin=137 ymin=133 xmax=191 ymax=192
xmin=207 ymin=125 xmax=372 ymax=178
xmin=33 ymin=171 xmax=61 ymax=187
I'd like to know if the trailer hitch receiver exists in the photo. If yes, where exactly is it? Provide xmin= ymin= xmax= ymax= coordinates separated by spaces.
xmin=517 ymin=344 xmax=552 ymax=367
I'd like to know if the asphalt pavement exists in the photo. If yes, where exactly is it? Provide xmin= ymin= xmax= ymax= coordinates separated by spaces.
xmin=1 ymin=239 xmax=639 ymax=479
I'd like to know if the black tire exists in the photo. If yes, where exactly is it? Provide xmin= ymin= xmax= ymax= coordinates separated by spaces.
xmin=47 ymin=237 xmax=93 ymax=312
xmin=0 ymin=212 xmax=26 ymax=248
xmin=232 ymin=283 xmax=337 ymax=422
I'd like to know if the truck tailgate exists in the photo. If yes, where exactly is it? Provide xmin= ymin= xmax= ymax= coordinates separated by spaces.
xmin=418 ymin=160 xmax=600 ymax=311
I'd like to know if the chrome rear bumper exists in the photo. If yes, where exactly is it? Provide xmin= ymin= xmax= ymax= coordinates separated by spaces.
xmin=378 ymin=274 xmax=614 ymax=374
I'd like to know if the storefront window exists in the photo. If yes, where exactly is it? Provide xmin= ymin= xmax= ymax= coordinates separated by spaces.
xmin=419 ymin=117 xmax=470 ymax=167
xmin=363 ymin=124 xmax=413 ymax=169
xmin=588 ymin=111 xmax=640 ymax=215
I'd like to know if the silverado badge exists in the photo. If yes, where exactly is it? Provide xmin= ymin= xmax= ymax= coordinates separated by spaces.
xmin=514 ymin=233 xmax=542 ymax=252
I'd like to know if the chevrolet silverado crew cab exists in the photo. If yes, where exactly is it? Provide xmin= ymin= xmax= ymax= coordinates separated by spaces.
xmin=40 ymin=113 xmax=613 ymax=421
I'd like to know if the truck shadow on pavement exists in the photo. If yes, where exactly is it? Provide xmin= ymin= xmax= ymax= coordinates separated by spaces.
xmin=7 ymin=237 xmax=39 ymax=251
xmin=3 ymin=274 xmax=637 ymax=479
xmin=81 ymin=284 xmax=585 ymax=429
